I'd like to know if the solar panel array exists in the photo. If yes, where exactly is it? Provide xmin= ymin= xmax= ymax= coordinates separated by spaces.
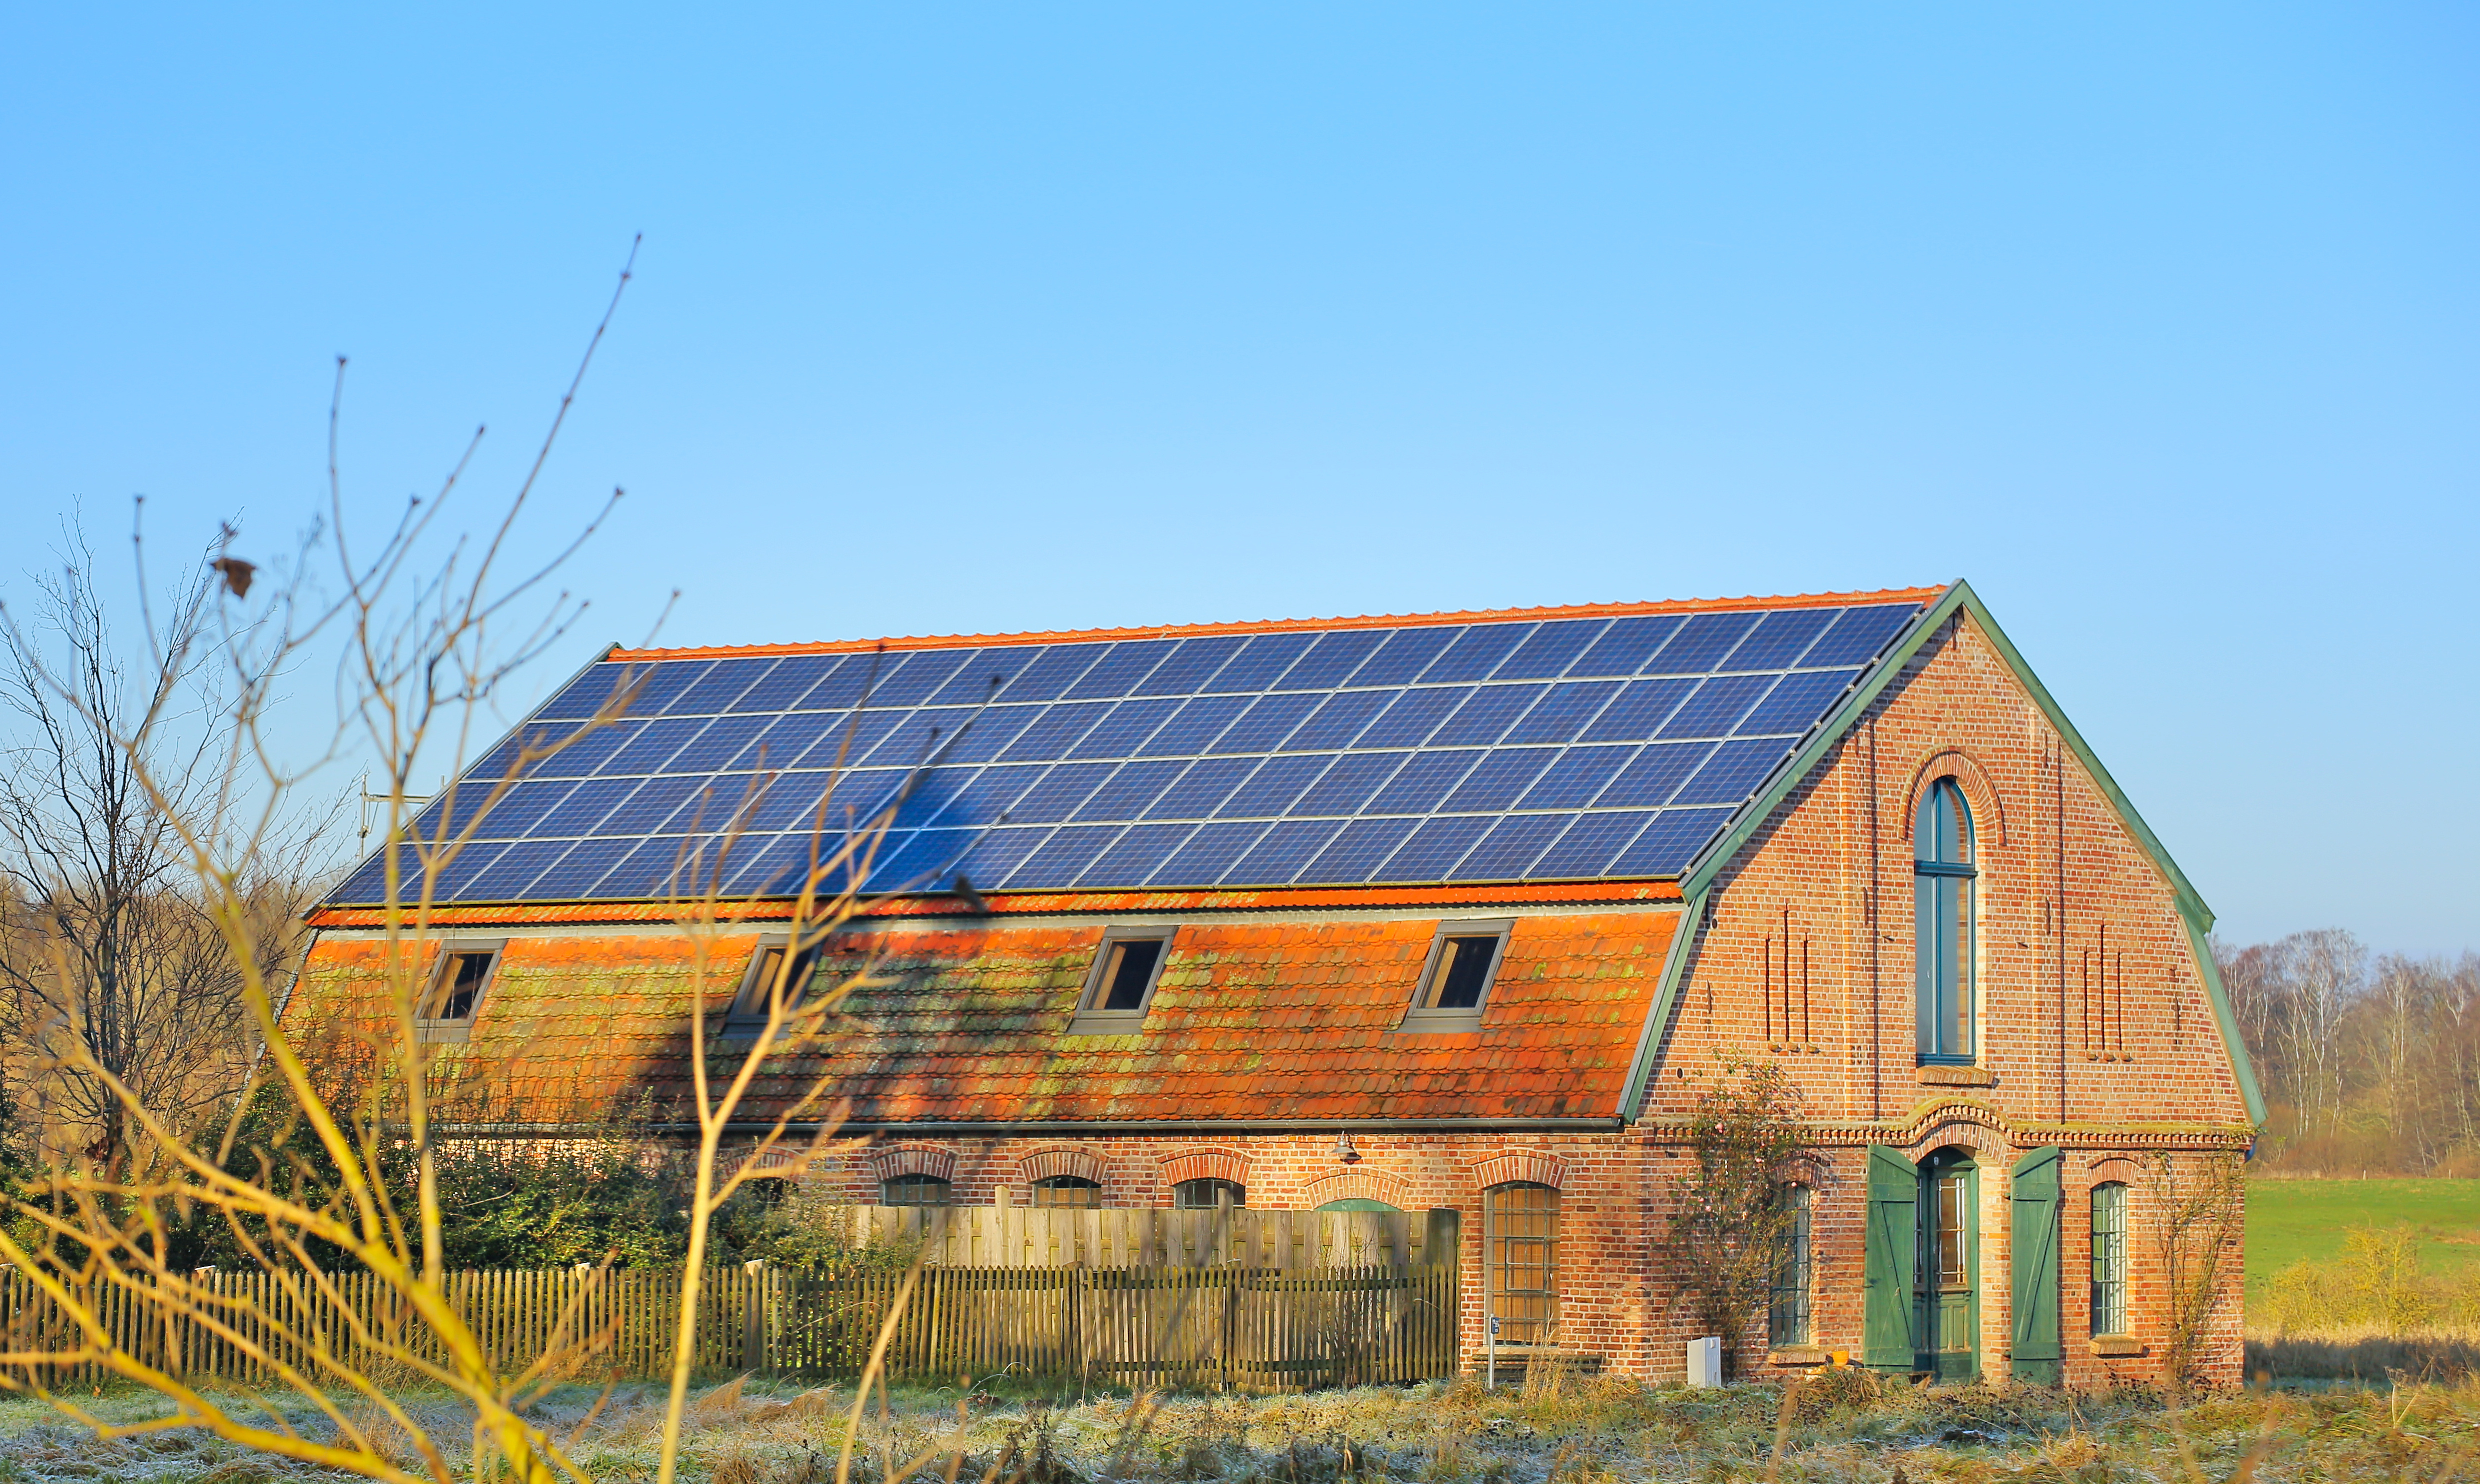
xmin=330 ymin=602 xmax=1922 ymax=904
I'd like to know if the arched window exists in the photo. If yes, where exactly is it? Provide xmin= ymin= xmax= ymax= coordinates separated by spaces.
xmin=882 ymin=1174 xmax=953 ymax=1208
xmin=1768 ymin=1186 xmax=1813 ymax=1347
xmin=1173 ymin=1178 xmax=1246 ymax=1210
xmin=1486 ymin=1183 xmax=1560 ymax=1346
xmin=1914 ymin=779 xmax=1977 ymax=1062
xmin=1032 ymin=1175 xmax=1103 ymax=1209
xmin=2090 ymin=1183 xmax=2129 ymax=1336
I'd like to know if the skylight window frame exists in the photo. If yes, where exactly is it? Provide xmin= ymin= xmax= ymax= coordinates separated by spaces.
xmin=1066 ymin=926 xmax=1178 ymax=1036
xmin=417 ymin=940 xmax=507 ymax=1044
xmin=724 ymin=933 xmax=824 ymax=1041
xmin=1398 ymin=918 xmax=1515 ymax=1034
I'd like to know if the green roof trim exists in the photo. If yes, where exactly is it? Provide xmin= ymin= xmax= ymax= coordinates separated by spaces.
xmin=1618 ymin=888 xmax=1704 ymax=1122
xmin=1660 ymin=578 xmax=2264 ymax=1128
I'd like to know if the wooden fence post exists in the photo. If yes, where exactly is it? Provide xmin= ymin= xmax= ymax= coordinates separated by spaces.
xmin=742 ymin=1262 xmax=767 ymax=1374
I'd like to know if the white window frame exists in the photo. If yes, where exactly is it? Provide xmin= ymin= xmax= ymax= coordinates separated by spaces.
xmin=417 ymin=940 xmax=506 ymax=1044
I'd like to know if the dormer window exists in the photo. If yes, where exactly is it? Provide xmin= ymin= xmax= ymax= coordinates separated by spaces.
xmin=418 ymin=942 xmax=504 ymax=1044
xmin=1399 ymin=918 xmax=1514 ymax=1034
xmin=1914 ymin=780 xmax=1976 ymax=1063
xmin=726 ymin=936 xmax=821 ymax=1036
xmin=1066 ymin=928 xmax=1175 ymax=1036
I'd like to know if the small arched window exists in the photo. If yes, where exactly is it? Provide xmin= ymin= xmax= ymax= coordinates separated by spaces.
xmin=1173 ymin=1178 xmax=1246 ymax=1210
xmin=882 ymin=1174 xmax=953 ymax=1208
xmin=1032 ymin=1175 xmax=1103 ymax=1209
xmin=1914 ymin=779 xmax=1977 ymax=1062
xmin=2090 ymin=1182 xmax=2130 ymax=1336
xmin=1486 ymin=1183 xmax=1560 ymax=1346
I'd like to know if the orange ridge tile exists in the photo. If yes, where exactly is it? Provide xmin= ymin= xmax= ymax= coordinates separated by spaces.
xmin=606 ymin=586 xmax=1947 ymax=661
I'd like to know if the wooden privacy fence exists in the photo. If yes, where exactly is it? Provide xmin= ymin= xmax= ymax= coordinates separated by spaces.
xmin=0 ymin=1209 xmax=1460 ymax=1393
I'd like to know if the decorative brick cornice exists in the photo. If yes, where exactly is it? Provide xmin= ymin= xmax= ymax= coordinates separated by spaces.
xmin=1468 ymin=1149 xmax=1568 ymax=1190
xmin=1301 ymin=1168 xmax=1414 ymax=1210
xmin=868 ymin=1144 xmax=956 ymax=1182
xmin=1158 ymin=1148 xmax=1250 ymax=1190
xmin=1016 ymin=1146 xmax=1106 ymax=1187
xmin=1638 ymin=1104 xmax=2252 ymax=1154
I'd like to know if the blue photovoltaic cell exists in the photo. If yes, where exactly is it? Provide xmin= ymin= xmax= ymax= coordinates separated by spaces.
xmin=1136 ymin=696 xmax=1248 ymax=757
xmin=1518 ymin=746 xmax=1634 ymax=810
xmin=1569 ymin=615 xmax=1684 ymax=678
xmin=1296 ymin=818 xmax=1418 ymax=884
xmin=1736 ymin=669 xmax=1856 ymax=736
xmin=1495 ymin=620 xmax=1606 ymax=680
xmin=1658 ymin=676 xmax=1778 ymax=740
xmin=1450 ymin=812 xmax=1576 ymax=882
xmin=1801 ymin=604 xmax=1915 ymax=667
xmin=1529 ymin=810 xmax=1654 ymax=880
xmin=1208 ymin=692 xmax=1322 ymax=754
xmin=727 ymin=654 xmax=838 ymax=712
xmin=1346 ymin=627 xmax=1458 ymax=687
xmin=1069 ymin=698 xmax=1182 ymax=759
xmin=988 ymin=763 xmax=1116 ymax=824
xmin=1610 ymin=808 xmax=1733 ymax=876
xmin=666 ymin=657 xmax=777 ymax=716
xmin=1430 ymin=684 xmax=1546 ymax=748
xmin=1008 ymin=826 xmax=1125 ymax=890
xmin=1214 ymin=755 xmax=1332 ymax=819
xmin=1418 ymin=624 xmax=1532 ymax=684
xmin=1440 ymin=750 xmax=1556 ymax=812
xmin=1357 ymin=686 xmax=1471 ymax=748
xmin=1671 ymin=738 xmax=1788 ymax=806
xmin=1200 ymin=633 xmax=1318 ymax=694
xmin=1064 ymin=640 xmax=1180 ymax=700
xmin=1720 ymin=608 xmax=1836 ymax=672
xmin=1290 ymin=752 xmax=1404 ymax=816
xmin=1076 ymin=823 xmax=1194 ymax=887
xmin=1580 ymin=680 xmax=1693 ymax=743
xmin=1072 ymin=760 xmax=1187 ymax=822
xmin=1378 ymin=816 xmax=1492 ymax=881
xmin=1142 ymin=757 xmax=1257 ymax=820
xmin=1647 ymin=613 xmax=1760 ymax=676
xmin=1501 ymin=682 xmax=1620 ymax=746
xmin=1132 ymin=636 xmax=1244 ymax=696
xmin=1153 ymin=821 xmax=1270 ymax=884
xmin=1596 ymin=742 xmax=1717 ymax=808
xmin=1229 ymin=818 xmax=1344 ymax=884
xmin=326 ymin=596 xmax=1928 ymax=902
xmin=1364 ymin=750 xmax=1482 ymax=814
xmin=1280 ymin=690 xmax=1392 ymax=752
xmin=1276 ymin=630 xmax=1386 ymax=691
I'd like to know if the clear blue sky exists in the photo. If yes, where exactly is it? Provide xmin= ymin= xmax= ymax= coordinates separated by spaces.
xmin=3 ymin=6 xmax=2472 ymax=954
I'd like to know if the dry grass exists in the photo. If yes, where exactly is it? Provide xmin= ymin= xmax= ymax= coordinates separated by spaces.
xmin=2 ymin=1368 xmax=2476 ymax=1484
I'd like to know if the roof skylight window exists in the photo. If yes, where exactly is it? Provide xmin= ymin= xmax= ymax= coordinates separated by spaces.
xmin=1399 ymin=918 xmax=1514 ymax=1034
xmin=1067 ymin=928 xmax=1176 ymax=1036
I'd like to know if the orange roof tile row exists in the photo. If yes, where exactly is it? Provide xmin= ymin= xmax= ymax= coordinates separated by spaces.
xmin=607 ymin=588 xmax=1948 ymax=662
xmin=304 ymin=879 xmax=1683 ymax=930
xmin=288 ymin=912 xmax=1680 ymax=1125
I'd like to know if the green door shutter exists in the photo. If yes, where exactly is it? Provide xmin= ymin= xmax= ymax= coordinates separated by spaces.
xmin=1864 ymin=1145 xmax=1920 ymax=1370
xmin=2010 ymin=1146 xmax=2063 ymax=1384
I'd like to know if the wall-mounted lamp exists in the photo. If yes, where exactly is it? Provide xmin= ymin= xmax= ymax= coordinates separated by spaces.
xmin=1336 ymin=1130 xmax=1360 ymax=1164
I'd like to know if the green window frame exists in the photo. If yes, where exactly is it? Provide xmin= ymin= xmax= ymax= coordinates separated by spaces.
xmin=1770 ymin=1186 xmax=1814 ymax=1346
xmin=1914 ymin=780 xmax=1976 ymax=1063
xmin=2090 ymin=1182 xmax=2128 ymax=1336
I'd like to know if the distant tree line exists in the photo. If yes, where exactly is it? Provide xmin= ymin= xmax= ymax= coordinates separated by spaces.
xmin=2219 ymin=930 xmax=2480 ymax=1174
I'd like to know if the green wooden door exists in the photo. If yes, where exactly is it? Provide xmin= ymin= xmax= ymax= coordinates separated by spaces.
xmin=2010 ymin=1147 xmax=2064 ymax=1384
xmin=1919 ymin=1153 xmax=1980 ymax=1381
xmin=1863 ymin=1146 xmax=1920 ymax=1370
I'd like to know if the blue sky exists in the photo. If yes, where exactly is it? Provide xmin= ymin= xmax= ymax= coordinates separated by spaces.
xmin=3 ymin=6 xmax=2472 ymax=954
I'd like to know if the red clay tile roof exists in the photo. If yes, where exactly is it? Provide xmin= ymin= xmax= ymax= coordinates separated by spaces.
xmin=291 ymin=910 xmax=1680 ymax=1127
xmin=608 ymin=588 xmax=1946 ymax=662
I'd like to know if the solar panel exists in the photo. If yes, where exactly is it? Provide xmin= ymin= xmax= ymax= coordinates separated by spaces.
xmin=336 ymin=599 xmax=1925 ymax=902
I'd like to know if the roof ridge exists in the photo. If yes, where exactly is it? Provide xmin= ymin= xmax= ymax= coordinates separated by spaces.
xmin=608 ymin=586 xmax=1948 ymax=662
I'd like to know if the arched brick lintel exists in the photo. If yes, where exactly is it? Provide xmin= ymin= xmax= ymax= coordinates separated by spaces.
xmin=1158 ymin=1149 xmax=1250 ymax=1190
xmin=1018 ymin=1146 xmax=1106 ymax=1186
xmin=1469 ymin=1150 xmax=1568 ymax=1190
xmin=869 ymin=1144 xmax=956 ymax=1182
xmin=1904 ymin=748 xmax=2010 ymax=850
xmin=1302 ymin=1170 xmax=1413 ymax=1210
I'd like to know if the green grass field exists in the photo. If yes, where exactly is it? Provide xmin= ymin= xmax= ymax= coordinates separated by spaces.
xmin=2248 ymin=1177 xmax=2480 ymax=1298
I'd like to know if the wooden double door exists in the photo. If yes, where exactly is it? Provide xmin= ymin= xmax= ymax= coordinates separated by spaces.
xmin=1865 ymin=1144 xmax=2064 ymax=1384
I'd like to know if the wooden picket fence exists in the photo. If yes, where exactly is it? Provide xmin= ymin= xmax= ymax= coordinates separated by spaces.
xmin=0 ymin=1210 xmax=1460 ymax=1394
